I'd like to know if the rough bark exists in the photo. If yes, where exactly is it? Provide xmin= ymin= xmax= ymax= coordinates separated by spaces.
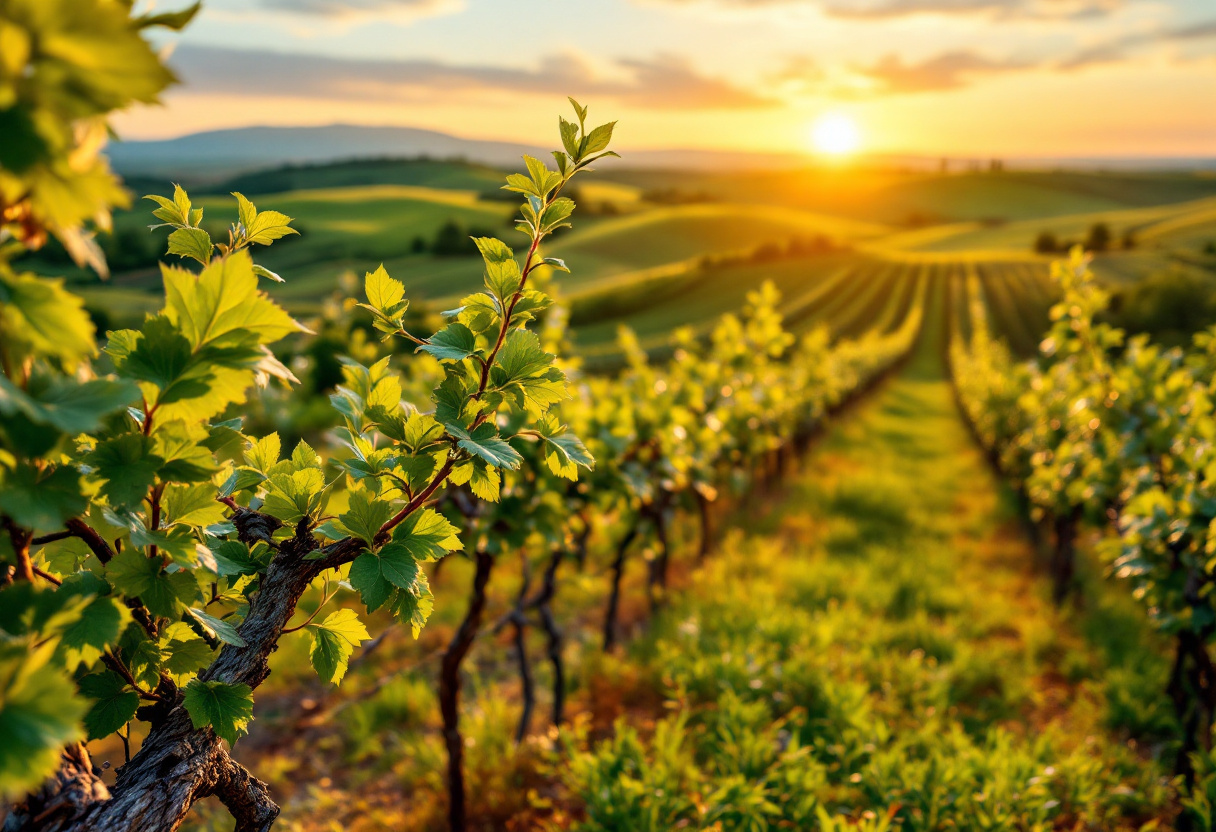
xmin=2 ymin=745 xmax=108 ymax=832
xmin=439 ymin=549 xmax=495 ymax=832
xmin=6 ymin=511 xmax=363 ymax=832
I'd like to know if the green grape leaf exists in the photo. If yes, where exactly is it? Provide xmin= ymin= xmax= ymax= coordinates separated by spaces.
xmin=418 ymin=323 xmax=477 ymax=362
xmin=583 ymin=121 xmax=616 ymax=155
xmin=78 ymin=671 xmax=139 ymax=740
xmin=182 ymin=679 xmax=254 ymax=745
xmin=338 ymin=488 xmax=395 ymax=547
xmin=162 ymin=633 xmax=216 ymax=679
xmin=0 ymin=270 xmax=95 ymax=365
xmin=393 ymin=571 xmax=434 ymax=638
xmin=0 ymin=462 xmax=86 ymax=530
xmin=118 ymin=627 xmax=165 ymax=689
xmin=539 ymin=198 xmax=576 ymax=233
xmin=469 ymin=460 xmax=501 ymax=502
xmin=348 ymin=552 xmax=395 ymax=613
xmin=261 ymin=468 xmax=328 ymax=524
xmin=59 ymin=589 xmax=131 ymax=670
xmin=163 ymin=250 xmax=304 ymax=350
xmin=209 ymin=540 xmax=264 ymax=577
xmin=473 ymin=237 xmax=521 ymax=302
xmin=245 ymin=433 xmax=281 ymax=474
xmin=446 ymin=422 xmax=523 ymax=470
xmin=493 ymin=329 xmax=553 ymax=384
xmin=389 ymin=508 xmax=462 ymax=562
xmin=559 ymin=116 xmax=580 ymax=158
xmin=0 ymin=645 xmax=87 ymax=799
xmin=307 ymin=609 xmax=370 ymax=685
xmin=185 ymin=607 xmax=247 ymax=647
xmin=0 ymin=375 xmax=137 ymax=436
xmin=86 ymin=434 xmax=163 ymax=509
xmin=166 ymin=227 xmax=213 ymax=265
xmin=365 ymin=264 xmax=406 ymax=313
xmin=162 ymin=483 xmax=226 ymax=528
xmin=156 ymin=421 xmax=221 ymax=484
xmin=105 ymin=548 xmax=198 ymax=618
xmin=542 ymin=432 xmax=595 ymax=481
xmin=233 ymin=192 xmax=298 ymax=245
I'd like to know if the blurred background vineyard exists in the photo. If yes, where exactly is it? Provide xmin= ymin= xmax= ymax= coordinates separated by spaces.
xmin=6 ymin=0 xmax=1216 ymax=829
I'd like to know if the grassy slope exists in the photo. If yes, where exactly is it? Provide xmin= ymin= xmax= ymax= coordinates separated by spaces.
xmin=600 ymin=168 xmax=1216 ymax=225
xmin=872 ymin=196 xmax=1216 ymax=258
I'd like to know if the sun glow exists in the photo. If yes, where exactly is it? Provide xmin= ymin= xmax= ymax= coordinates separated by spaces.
xmin=809 ymin=113 xmax=862 ymax=157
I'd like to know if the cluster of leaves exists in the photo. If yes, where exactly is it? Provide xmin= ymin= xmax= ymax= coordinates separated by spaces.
xmin=1 ymin=188 xmax=309 ymax=791
xmin=586 ymin=272 xmax=928 ymax=532
xmin=951 ymin=247 xmax=1216 ymax=761
xmin=0 ymin=0 xmax=198 ymax=273
xmin=0 ymin=94 xmax=614 ymax=832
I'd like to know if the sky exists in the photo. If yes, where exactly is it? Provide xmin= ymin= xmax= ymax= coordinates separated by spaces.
xmin=115 ymin=0 xmax=1216 ymax=159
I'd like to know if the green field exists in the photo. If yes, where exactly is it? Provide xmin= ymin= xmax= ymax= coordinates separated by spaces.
xmin=28 ymin=157 xmax=1216 ymax=360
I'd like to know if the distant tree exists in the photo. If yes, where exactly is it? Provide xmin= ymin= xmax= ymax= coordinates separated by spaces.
xmin=1109 ymin=267 xmax=1216 ymax=346
xmin=989 ymin=159 xmax=1004 ymax=173
xmin=412 ymin=235 xmax=428 ymax=253
xmin=1204 ymin=240 xmax=1216 ymax=256
xmin=431 ymin=219 xmax=469 ymax=255
xmin=430 ymin=220 xmax=497 ymax=256
xmin=1035 ymin=231 xmax=1060 ymax=254
xmin=1121 ymin=228 xmax=1137 ymax=250
xmin=1085 ymin=222 xmax=1112 ymax=253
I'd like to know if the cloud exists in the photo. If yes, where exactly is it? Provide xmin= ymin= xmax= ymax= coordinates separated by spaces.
xmin=256 ymin=0 xmax=460 ymax=18
xmin=1059 ymin=16 xmax=1216 ymax=69
xmin=640 ymin=0 xmax=1119 ymax=21
xmin=852 ymin=51 xmax=1031 ymax=92
xmin=166 ymin=46 xmax=773 ymax=110
xmin=773 ymin=17 xmax=1216 ymax=97
xmin=772 ymin=51 xmax=1032 ymax=96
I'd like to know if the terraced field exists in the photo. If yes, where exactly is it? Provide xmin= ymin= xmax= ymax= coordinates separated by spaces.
xmin=35 ymin=160 xmax=1215 ymax=366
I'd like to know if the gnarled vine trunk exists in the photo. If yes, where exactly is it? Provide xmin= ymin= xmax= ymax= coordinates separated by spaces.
xmin=5 ymin=512 xmax=361 ymax=832
xmin=646 ymin=502 xmax=670 ymax=615
xmin=603 ymin=522 xmax=639 ymax=652
xmin=695 ymin=489 xmax=714 ymax=562
xmin=1050 ymin=508 xmax=1080 ymax=605
xmin=535 ymin=544 xmax=570 ymax=727
xmin=439 ymin=549 xmax=495 ymax=832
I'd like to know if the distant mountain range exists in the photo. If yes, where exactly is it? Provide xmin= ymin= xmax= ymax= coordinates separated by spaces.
xmin=107 ymin=123 xmax=1216 ymax=179
xmin=107 ymin=124 xmax=811 ymax=179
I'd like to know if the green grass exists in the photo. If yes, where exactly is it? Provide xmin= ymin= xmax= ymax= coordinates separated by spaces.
xmin=551 ymin=281 xmax=1173 ymax=831
xmin=48 ymin=164 xmax=1216 ymax=365
xmin=600 ymin=167 xmax=1216 ymax=225
xmin=545 ymin=202 xmax=887 ymax=287
xmin=212 ymin=158 xmax=507 ymax=196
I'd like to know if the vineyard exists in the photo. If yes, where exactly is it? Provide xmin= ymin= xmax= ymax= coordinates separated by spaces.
xmin=5 ymin=5 xmax=1216 ymax=832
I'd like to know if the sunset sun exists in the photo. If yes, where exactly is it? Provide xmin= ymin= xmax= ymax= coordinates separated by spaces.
xmin=809 ymin=113 xmax=862 ymax=157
